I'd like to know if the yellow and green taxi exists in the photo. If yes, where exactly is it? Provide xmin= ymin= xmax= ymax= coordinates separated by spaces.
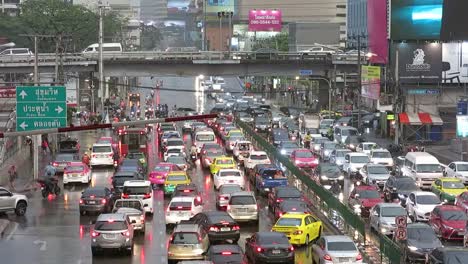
xmin=271 ymin=212 xmax=322 ymax=245
xmin=226 ymin=129 xmax=243 ymax=140
xmin=431 ymin=177 xmax=467 ymax=203
xmin=127 ymin=152 xmax=147 ymax=170
xmin=163 ymin=171 xmax=191 ymax=195
xmin=209 ymin=156 xmax=236 ymax=175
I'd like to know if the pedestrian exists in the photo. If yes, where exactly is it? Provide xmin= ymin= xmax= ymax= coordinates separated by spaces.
xmin=41 ymin=139 xmax=49 ymax=154
xmin=8 ymin=165 xmax=17 ymax=190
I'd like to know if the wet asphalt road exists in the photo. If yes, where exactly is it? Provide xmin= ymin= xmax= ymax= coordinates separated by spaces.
xmin=0 ymin=76 xmax=345 ymax=264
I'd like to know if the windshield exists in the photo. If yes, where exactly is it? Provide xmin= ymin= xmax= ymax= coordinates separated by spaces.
xmin=219 ymin=170 xmax=241 ymax=177
xmin=65 ymin=166 xmax=84 ymax=171
xmin=336 ymin=150 xmax=351 ymax=157
xmin=381 ymin=207 xmax=406 ymax=217
xmin=56 ymin=154 xmax=75 ymax=161
xmin=169 ymin=202 xmax=192 ymax=211
xmin=154 ymin=165 xmax=171 ymax=172
xmin=368 ymin=166 xmax=389 ymax=174
xmin=323 ymin=143 xmax=337 ymax=149
xmin=167 ymin=140 xmax=184 ymax=146
xmin=416 ymin=164 xmax=442 ymax=173
xmin=262 ymin=169 xmax=286 ymax=179
xmin=216 ymin=159 xmax=234 ymax=165
xmin=220 ymin=185 xmax=243 ymax=194
xmin=196 ymin=134 xmax=215 ymax=141
xmin=341 ymin=129 xmax=358 ymax=136
xmin=457 ymin=164 xmax=468 ymax=171
xmin=396 ymin=180 xmax=418 ymax=190
xmin=320 ymin=165 xmax=340 ymax=174
xmin=276 ymin=218 xmax=302 ymax=226
xmin=95 ymin=221 xmax=127 ymax=231
xmin=230 ymin=195 xmax=255 ymax=205
xmin=171 ymin=232 xmax=199 ymax=245
xmin=363 ymin=144 xmax=376 ymax=150
xmin=97 ymin=139 xmax=111 ymax=144
xmin=123 ymin=186 xmax=151 ymax=195
xmin=92 ymin=146 xmax=112 ymax=153
xmin=327 ymin=241 xmax=357 ymax=251
xmin=445 ymin=251 xmax=468 ymax=264
xmin=281 ymin=142 xmax=298 ymax=149
xmin=127 ymin=153 xmax=142 ymax=159
xmin=167 ymin=175 xmax=187 ymax=181
xmin=416 ymin=195 xmax=440 ymax=205
xmin=229 ymin=131 xmax=243 ymax=137
xmin=167 ymin=157 xmax=185 ymax=164
xmin=372 ymin=151 xmax=391 ymax=158
xmin=295 ymin=151 xmax=313 ymax=158
xmin=350 ymin=156 xmax=369 ymax=163
xmin=320 ymin=121 xmax=334 ymax=129
xmin=206 ymin=151 xmax=223 ymax=158
xmin=441 ymin=210 xmax=468 ymax=221
xmin=408 ymin=227 xmax=437 ymax=242
xmin=358 ymin=190 xmax=381 ymax=199
xmin=442 ymin=181 xmax=465 ymax=189
xmin=251 ymin=154 xmax=268 ymax=160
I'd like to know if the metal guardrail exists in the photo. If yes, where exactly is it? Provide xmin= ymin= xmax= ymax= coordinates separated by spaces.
xmin=0 ymin=51 xmax=367 ymax=64
xmin=235 ymin=118 xmax=402 ymax=264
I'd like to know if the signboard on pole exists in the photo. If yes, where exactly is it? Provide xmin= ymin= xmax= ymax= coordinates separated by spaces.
xmin=395 ymin=215 xmax=407 ymax=227
xmin=395 ymin=227 xmax=407 ymax=240
xmin=299 ymin=69 xmax=313 ymax=76
xmin=248 ymin=10 xmax=282 ymax=32
xmin=361 ymin=65 xmax=381 ymax=100
xmin=16 ymin=86 xmax=67 ymax=132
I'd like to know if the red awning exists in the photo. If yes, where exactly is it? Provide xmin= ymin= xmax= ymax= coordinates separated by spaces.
xmin=398 ymin=112 xmax=443 ymax=126
xmin=399 ymin=113 xmax=410 ymax=124
xmin=418 ymin=113 xmax=432 ymax=124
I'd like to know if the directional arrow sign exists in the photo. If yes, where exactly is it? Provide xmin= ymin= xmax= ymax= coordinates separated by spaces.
xmin=33 ymin=240 xmax=47 ymax=251
xmin=16 ymin=86 xmax=67 ymax=132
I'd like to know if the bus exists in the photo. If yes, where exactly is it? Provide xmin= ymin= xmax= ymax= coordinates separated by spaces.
xmin=118 ymin=127 xmax=148 ymax=157
xmin=128 ymin=93 xmax=140 ymax=107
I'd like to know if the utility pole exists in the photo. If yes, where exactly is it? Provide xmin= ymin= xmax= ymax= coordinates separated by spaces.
xmin=394 ymin=49 xmax=400 ymax=145
xmin=357 ymin=35 xmax=362 ymax=131
xmin=98 ymin=0 xmax=106 ymax=116
xmin=202 ymin=0 xmax=207 ymax=51
xmin=217 ymin=12 xmax=223 ymax=51
xmin=227 ymin=11 xmax=233 ymax=55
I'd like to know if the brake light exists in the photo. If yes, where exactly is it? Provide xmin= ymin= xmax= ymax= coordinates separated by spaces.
xmin=107 ymin=219 xmax=114 ymax=223
xmin=177 ymin=206 xmax=183 ymax=209
xmin=324 ymin=254 xmax=332 ymax=261
xmin=276 ymin=198 xmax=283 ymax=203
xmin=232 ymin=225 xmax=240 ymax=231
xmin=183 ymin=189 xmax=191 ymax=193
xmin=143 ymin=193 xmax=151 ymax=199
xmin=79 ymin=199 xmax=84 ymax=204
xmin=279 ymin=212 xmax=283 ymax=217
xmin=53 ymin=162 xmax=58 ymax=167
xmin=122 ymin=193 xmax=130 ymax=199
xmin=256 ymin=247 xmax=263 ymax=253
xmin=255 ymin=204 xmax=258 ymax=210
xmin=91 ymin=231 xmax=100 ymax=237
xmin=122 ymin=231 xmax=130 ymax=237
xmin=356 ymin=253 xmax=362 ymax=261
xmin=140 ymin=215 xmax=145 ymax=222
xmin=109 ymin=153 xmax=113 ymax=157
xmin=227 ymin=204 xmax=231 ymax=210
xmin=221 ymin=251 xmax=232 ymax=255
xmin=209 ymin=226 xmax=219 ymax=232
xmin=101 ymin=199 xmax=106 ymax=204
xmin=219 ymin=195 xmax=228 ymax=200
xmin=289 ymin=246 xmax=294 ymax=252
xmin=196 ymin=196 xmax=202 ymax=202
xmin=198 ymin=235 xmax=202 ymax=242
xmin=90 ymin=195 xmax=95 ymax=199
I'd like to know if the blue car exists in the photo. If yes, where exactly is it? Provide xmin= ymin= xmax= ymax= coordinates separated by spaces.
xmin=252 ymin=164 xmax=288 ymax=194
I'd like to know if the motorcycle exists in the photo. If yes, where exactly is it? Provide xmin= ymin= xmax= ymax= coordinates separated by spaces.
xmin=190 ymin=153 xmax=197 ymax=162
xmin=37 ymin=178 xmax=60 ymax=198
xmin=330 ymin=180 xmax=341 ymax=195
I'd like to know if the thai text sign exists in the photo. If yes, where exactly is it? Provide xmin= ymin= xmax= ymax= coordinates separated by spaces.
xmin=248 ymin=10 xmax=282 ymax=32
xmin=361 ymin=65 xmax=381 ymax=100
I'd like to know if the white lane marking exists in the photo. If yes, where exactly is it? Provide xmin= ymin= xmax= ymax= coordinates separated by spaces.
xmin=5 ymin=222 xmax=18 ymax=240
xmin=33 ymin=239 xmax=47 ymax=251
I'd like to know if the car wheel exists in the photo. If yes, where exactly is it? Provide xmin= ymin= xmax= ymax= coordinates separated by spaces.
xmin=91 ymin=247 xmax=98 ymax=256
xmin=127 ymin=244 xmax=134 ymax=256
xmin=15 ymin=201 xmax=27 ymax=216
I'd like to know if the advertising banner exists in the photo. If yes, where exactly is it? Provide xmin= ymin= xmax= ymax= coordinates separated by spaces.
xmin=167 ymin=0 xmax=196 ymax=15
xmin=361 ymin=66 xmax=381 ymax=100
xmin=367 ymin=0 xmax=388 ymax=64
xmin=397 ymin=43 xmax=442 ymax=83
xmin=206 ymin=0 xmax=235 ymax=14
xmin=457 ymin=115 xmax=468 ymax=137
xmin=248 ymin=10 xmax=282 ymax=32
xmin=442 ymin=42 xmax=468 ymax=84
xmin=391 ymin=0 xmax=443 ymax=40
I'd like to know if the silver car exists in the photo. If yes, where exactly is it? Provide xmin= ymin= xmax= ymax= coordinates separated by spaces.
xmin=225 ymin=136 xmax=245 ymax=152
xmin=226 ymin=191 xmax=258 ymax=223
xmin=320 ymin=141 xmax=338 ymax=161
xmin=330 ymin=149 xmax=351 ymax=169
xmin=359 ymin=164 xmax=391 ymax=187
xmin=312 ymin=235 xmax=363 ymax=263
xmin=369 ymin=203 xmax=408 ymax=236
xmin=91 ymin=213 xmax=134 ymax=256
xmin=112 ymin=199 xmax=145 ymax=234
xmin=53 ymin=153 xmax=77 ymax=173
xmin=216 ymin=184 xmax=243 ymax=209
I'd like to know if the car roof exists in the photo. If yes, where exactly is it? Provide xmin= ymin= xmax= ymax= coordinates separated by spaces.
xmin=348 ymin=152 xmax=368 ymax=156
xmin=323 ymin=235 xmax=354 ymax=243
xmin=96 ymin=213 xmax=126 ymax=221
xmin=452 ymin=161 xmax=468 ymax=165
xmin=209 ymin=244 xmax=242 ymax=253
xmin=280 ymin=212 xmax=308 ymax=219
xmin=167 ymin=138 xmax=183 ymax=142
xmin=218 ymin=168 xmax=241 ymax=173
xmin=170 ymin=196 xmax=196 ymax=202
xmin=440 ymin=177 xmax=462 ymax=182
xmin=407 ymin=223 xmax=432 ymax=229
xmin=92 ymin=143 xmax=112 ymax=147
xmin=378 ymin=203 xmax=404 ymax=208
xmin=250 ymin=150 xmax=267 ymax=155
xmin=173 ymin=223 xmax=200 ymax=232
xmin=123 ymin=180 xmax=151 ymax=186
xmin=435 ymin=205 xmax=464 ymax=211
xmin=230 ymin=191 xmax=254 ymax=197
xmin=67 ymin=162 xmax=85 ymax=166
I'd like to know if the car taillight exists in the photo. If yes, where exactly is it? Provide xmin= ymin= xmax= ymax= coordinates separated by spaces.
xmin=279 ymin=212 xmax=283 ymax=217
xmin=198 ymin=235 xmax=202 ymax=242
xmin=221 ymin=251 xmax=232 ymax=255
xmin=209 ymin=226 xmax=219 ymax=232
xmin=232 ymin=225 xmax=240 ymax=231
xmin=143 ymin=193 xmax=151 ymax=199
xmin=276 ymin=198 xmax=283 ymax=203
xmin=289 ymin=246 xmax=294 ymax=252
xmin=196 ymin=196 xmax=202 ymax=202
xmin=324 ymin=254 xmax=333 ymax=261
xmin=79 ymin=199 xmax=84 ymax=204
xmin=122 ymin=193 xmax=130 ymax=199
xmin=109 ymin=153 xmax=113 ymax=157
xmin=226 ymin=204 xmax=230 ymax=210
xmin=101 ymin=199 xmax=106 ymax=204
xmin=256 ymin=247 xmax=263 ymax=253
xmin=91 ymin=231 xmax=100 ymax=237
xmin=122 ymin=231 xmax=130 ymax=237
xmin=140 ymin=215 xmax=145 ymax=222
xmin=53 ymin=162 xmax=58 ymax=167
xmin=254 ymin=204 xmax=258 ymax=210
xmin=356 ymin=253 xmax=362 ymax=261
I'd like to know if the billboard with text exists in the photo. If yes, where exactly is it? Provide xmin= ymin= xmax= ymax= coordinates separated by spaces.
xmin=396 ymin=43 xmax=442 ymax=83
xmin=361 ymin=66 xmax=381 ymax=100
xmin=206 ymin=0 xmax=236 ymax=15
xmin=248 ymin=10 xmax=282 ymax=32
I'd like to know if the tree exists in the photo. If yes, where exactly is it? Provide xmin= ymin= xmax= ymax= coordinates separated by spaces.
xmin=140 ymin=25 xmax=163 ymax=51
xmin=0 ymin=0 xmax=125 ymax=53
xmin=252 ymin=33 xmax=289 ymax=52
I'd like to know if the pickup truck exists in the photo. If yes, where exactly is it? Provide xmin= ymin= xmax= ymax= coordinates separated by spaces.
xmin=252 ymin=164 xmax=288 ymax=194
xmin=113 ymin=199 xmax=145 ymax=234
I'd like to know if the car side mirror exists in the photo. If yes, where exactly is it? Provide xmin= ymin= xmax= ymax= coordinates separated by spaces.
xmin=131 ymin=220 xmax=137 ymax=224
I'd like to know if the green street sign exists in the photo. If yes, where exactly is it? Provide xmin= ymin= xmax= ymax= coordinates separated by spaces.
xmin=16 ymin=86 xmax=67 ymax=131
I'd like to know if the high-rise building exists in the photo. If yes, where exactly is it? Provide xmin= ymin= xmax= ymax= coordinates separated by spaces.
xmin=1 ymin=0 xmax=21 ymax=16
xmin=140 ymin=0 xmax=167 ymax=23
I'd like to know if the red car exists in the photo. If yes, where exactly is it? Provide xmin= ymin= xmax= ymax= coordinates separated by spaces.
xmin=348 ymin=185 xmax=383 ymax=217
xmin=290 ymin=149 xmax=319 ymax=168
xmin=149 ymin=163 xmax=181 ymax=186
xmin=455 ymin=191 xmax=468 ymax=214
xmin=429 ymin=205 xmax=468 ymax=241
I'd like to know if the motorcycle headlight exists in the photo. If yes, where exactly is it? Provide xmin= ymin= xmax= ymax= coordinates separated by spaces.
xmin=281 ymin=149 xmax=286 ymax=155
xmin=398 ymin=194 xmax=406 ymax=199
xmin=353 ymin=204 xmax=361 ymax=208
xmin=321 ymin=175 xmax=328 ymax=180
xmin=338 ymin=175 xmax=344 ymax=180
xmin=324 ymin=150 xmax=330 ymax=155
xmin=349 ymin=144 xmax=355 ymax=148
xmin=408 ymin=246 xmax=418 ymax=251
xmin=314 ymin=146 xmax=320 ymax=150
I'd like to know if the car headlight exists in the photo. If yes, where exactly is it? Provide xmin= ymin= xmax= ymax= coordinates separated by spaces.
xmin=324 ymin=150 xmax=330 ymax=155
xmin=338 ymin=175 xmax=344 ymax=180
xmin=353 ymin=204 xmax=361 ymax=209
xmin=281 ymin=149 xmax=286 ymax=155
xmin=398 ymin=194 xmax=406 ymax=199
xmin=380 ymin=227 xmax=387 ymax=233
xmin=351 ymin=167 xmax=358 ymax=172
xmin=408 ymin=246 xmax=418 ymax=251
xmin=349 ymin=144 xmax=355 ymax=148
xmin=321 ymin=175 xmax=328 ymax=180
xmin=314 ymin=146 xmax=320 ymax=150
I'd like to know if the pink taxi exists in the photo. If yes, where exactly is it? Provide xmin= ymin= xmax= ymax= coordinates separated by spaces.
xmin=149 ymin=163 xmax=181 ymax=186
xmin=290 ymin=149 xmax=319 ymax=169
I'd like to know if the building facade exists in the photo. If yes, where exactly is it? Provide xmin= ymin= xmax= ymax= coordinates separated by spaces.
xmin=0 ymin=0 xmax=21 ymax=16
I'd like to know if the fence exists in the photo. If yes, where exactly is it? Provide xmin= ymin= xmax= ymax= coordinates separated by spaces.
xmin=235 ymin=118 xmax=402 ymax=264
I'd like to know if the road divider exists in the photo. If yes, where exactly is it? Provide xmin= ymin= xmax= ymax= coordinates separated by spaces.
xmin=235 ymin=117 xmax=401 ymax=264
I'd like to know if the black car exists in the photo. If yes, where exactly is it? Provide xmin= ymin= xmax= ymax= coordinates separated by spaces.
xmin=191 ymin=211 xmax=240 ymax=243
xmin=344 ymin=135 xmax=363 ymax=151
xmin=398 ymin=223 xmax=442 ymax=263
xmin=172 ymin=184 xmax=202 ymax=203
xmin=271 ymin=128 xmax=289 ymax=146
xmin=254 ymin=117 xmax=271 ymax=133
xmin=207 ymin=244 xmax=246 ymax=264
xmin=267 ymin=186 xmax=303 ymax=213
xmin=315 ymin=163 xmax=344 ymax=186
xmin=428 ymin=247 xmax=468 ymax=264
xmin=383 ymin=176 xmax=419 ymax=206
xmin=245 ymin=232 xmax=294 ymax=264
xmin=274 ymin=200 xmax=311 ymax=221
xmin=117 ymin=159 xmax=145 ymax=174
xmin=79 ymin=187 xmax=114 ymax=215
xmin=112 ymin=171 xmax=144 ymax=193
xmin=58 ymin=138 xmax=79 ymax=153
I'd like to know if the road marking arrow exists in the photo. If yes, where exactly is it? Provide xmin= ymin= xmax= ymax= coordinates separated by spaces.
xmin=19 ymin=90 xmax=27 ymax=99
xmin=19 ymin=122 xmax=28 ymax=130
xmin=33 ymin=240 xmax=47 ymax=251
xmin=55 ymin=105 xmax=64 ymax=114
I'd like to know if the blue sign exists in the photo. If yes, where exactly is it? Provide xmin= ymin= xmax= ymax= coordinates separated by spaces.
xmin=407 ymin=89 xmax=440 ymax=95
xmin=299 ymin=69 xmax=313 ymax=76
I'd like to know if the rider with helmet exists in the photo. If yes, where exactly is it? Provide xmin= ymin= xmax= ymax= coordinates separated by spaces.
xmin=303 ymin=131 xmax=312 ymax=149
xmin=44 ymin=162 xmax=58 ymax=193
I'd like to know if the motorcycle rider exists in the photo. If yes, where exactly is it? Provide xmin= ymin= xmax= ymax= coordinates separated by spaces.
xmin=44 ymin=162 xmax=58 ymax=193
xmin=303 ymin=132 xmax=312 ymax=149
xmin=82 ymin=152 xmax=90 ymax=165
xmin=190 ymin=145 xmax=198 ymax=160
xmin=330 ymin=180 xmax=341 ymax=194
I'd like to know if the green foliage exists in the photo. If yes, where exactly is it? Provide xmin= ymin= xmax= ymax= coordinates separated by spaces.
xmin=0 ymin=0 xmax=125 ymax=53
xmin=140 ymin=25 xmax=162 ymax=51
xmin=252 ymin=33 xmax=289 ymax=52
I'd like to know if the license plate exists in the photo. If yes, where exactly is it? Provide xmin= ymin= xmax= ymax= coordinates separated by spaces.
xmin=221 ymin=227 xmax=230 ymax=231
xmin=272 ymin=250 xmax=281 ymax=254
xmin=229 ymin=180 xmax=234 ymax=183
xmin=103 ymin=234 xmax=115 ymax=239
xmin=237 ymin=208 xmax=247 ymax=212
xmin=458 ymin=231 xmax=465 ymax=236
xmin=178 ymin=212 xmax=187 ymax=216
xmin=88 ymin=201 xmax=96 ymax=204
xmin=72 ymin=173 xmax=78 ymax=177
xmin=339 ymin=258 xmax=350 ymax=262
xmin=157 ymin=176 xmax=162 ymax=178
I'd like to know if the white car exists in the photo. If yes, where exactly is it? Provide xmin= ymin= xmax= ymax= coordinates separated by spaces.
xmin=356 ymin=142 xmax=378 ymax=156
xmin=164 ymin=138 xmax=185 ymax=152
xmin=232 ymin=140 xmax=252 ymax=164
xmin=90 ymin=143 xmax=114 ymax=167
xmin=342 ymin=152 xmax=370 ymax=176
xmin=445 ymin=161 xmax=468 ymax=185
xmin=244 ymin=151 xmax=270 ymax=171
xmin=164 ymin=148 xmax=185 ymax=162
xmin=406 ymin=191 xmax=442 ymax=222
xmin=312 ymin=235 xmax=362 ymax=264
xmin=165 ymin=196 xmax=203 ymax=225
xmin=63 ymin=163 xmax=91 ymax=184
xmin=213 ymin=169 xmax=245 ymax=190
xmin=370 ymin=149 xmax=393 ymax=169
xmin=122 ymin=180 xmax=154 ymax=215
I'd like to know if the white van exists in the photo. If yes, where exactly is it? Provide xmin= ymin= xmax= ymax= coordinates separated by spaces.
xmin=82 ymin=43 xmax=123 ymax=54
xmin=193 ymin=129 xmax=216 ymax=153
xmin=400 ymin=152 xmax=443 ymax=190
xmin=122 ymin=180 xmax=154 ymax=215
xmin=334 ymin=126 xmax=359 ymax=144
xmin=90 ymin=143 xmax=114 ymax=167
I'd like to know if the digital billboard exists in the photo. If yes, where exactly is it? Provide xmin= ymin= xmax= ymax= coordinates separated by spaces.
xmin=206 ymin=0 xmax=236 ymax=15
xmin=167 ymin=0 xmax=194 ymax=14
xmin=248 ymin=10 xmax=282 ymax=32
xmin=395 ymin=43 xmax=442 ymax=83
xmin=391 ymin=0 xmax=443 ymax=40
xmin=367 ymin=0 xmax=388 ymax=64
